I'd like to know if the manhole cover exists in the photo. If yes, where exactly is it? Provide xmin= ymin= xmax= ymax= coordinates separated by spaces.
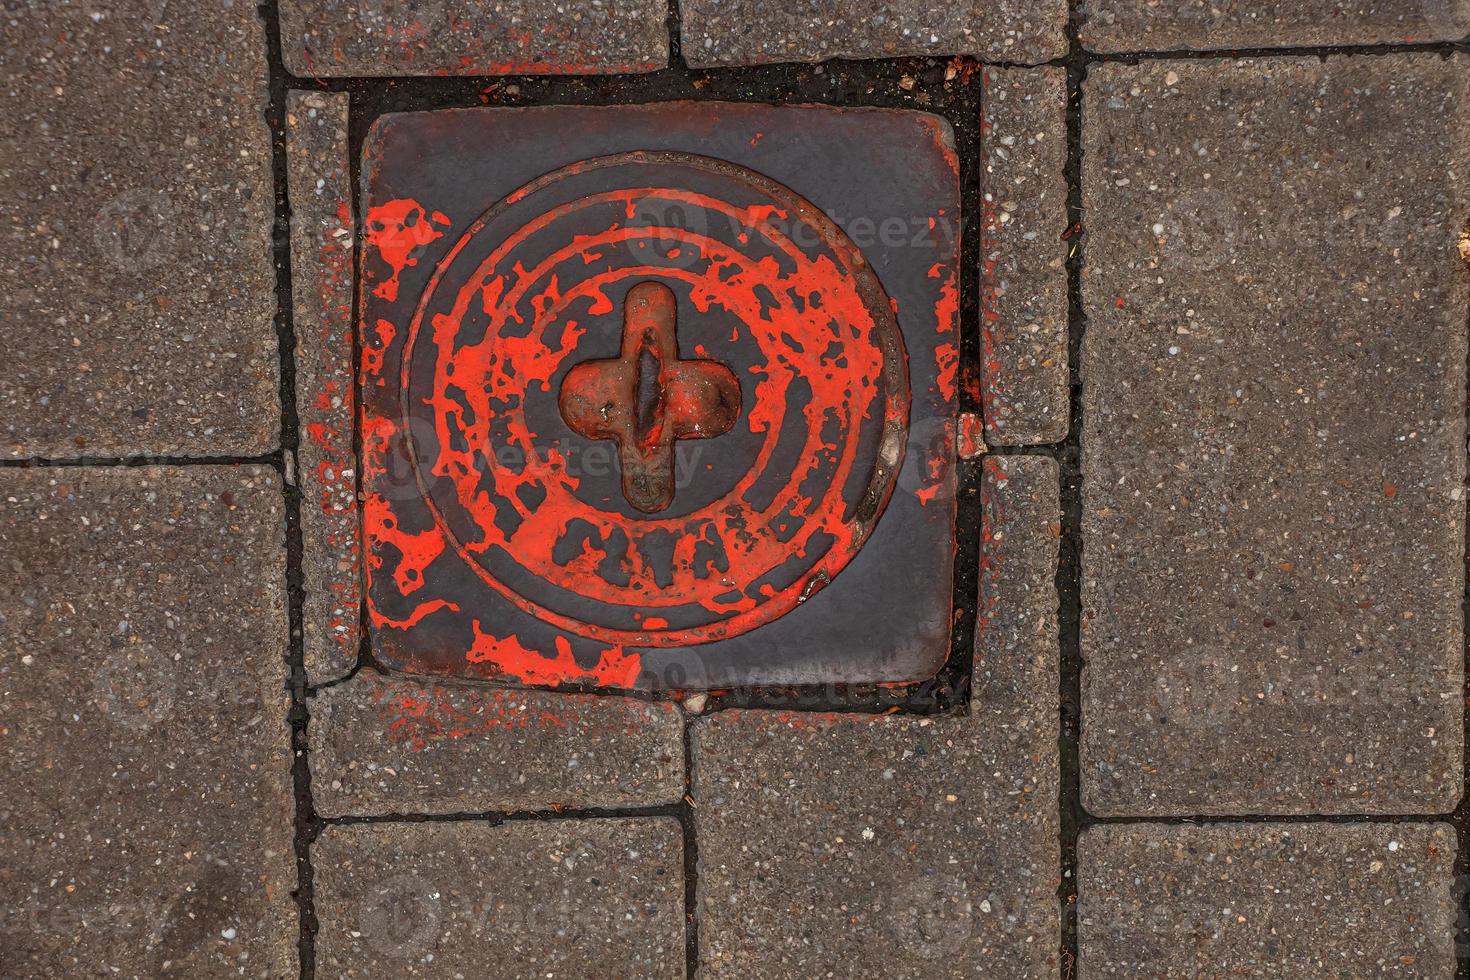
xmin=360 ymin=103 xmax=959 ymax=691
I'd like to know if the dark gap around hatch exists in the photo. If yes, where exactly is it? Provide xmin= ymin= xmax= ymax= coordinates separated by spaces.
xmin=316 ymin=56 xmax=990 ymax=718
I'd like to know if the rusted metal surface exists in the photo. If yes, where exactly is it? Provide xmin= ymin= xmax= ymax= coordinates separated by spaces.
xmin=359 ymin=103 xmax=959 ymax=691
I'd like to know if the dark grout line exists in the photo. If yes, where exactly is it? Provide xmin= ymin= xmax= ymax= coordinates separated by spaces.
xmin=273 ymin=35 xmax=1470 ymax=95
xmin=321 ymin=803 xmax=685 ymax=826
xmin=1087 ymin=811 xmax=1468 ymax=826
xmin=1056 ymin=1 xmax=1089 ymax=976
xmin=666 ymin=0 xmax=685 ymax=69
xmin=308 ymin=658 xmax=677 ymax=705
xmin=1455 ymin=215 xmax=1470 ymax=980
xmin=1087 ymin=37 xmax=1469 ymax=62
xmin=257 ymin=1 xmax=319 ymax=977
xmin=680 ymin=713 xmax=701 ymax=979
xmin=987 ymin=442 xmax=1067 ymax=457
xmin=0 ymin=452 xmax=281 ymax=468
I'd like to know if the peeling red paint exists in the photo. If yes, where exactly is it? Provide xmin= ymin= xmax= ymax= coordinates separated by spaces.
xmin=362 ymin=153 xmax=908 ymax=677
xmin=364 ymin=199 xmax=451 ymax=303
xmin=932 ymin=277 xmax=959 ymax=402
xmin=464 ymin=623 xmax=640 ymax=687
xmin=357 ymin=136 xmax=954 ymax=689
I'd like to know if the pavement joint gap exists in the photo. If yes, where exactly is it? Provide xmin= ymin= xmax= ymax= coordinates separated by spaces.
xmin=1057 ymin=2 xmax=1088 ymax=975
xmin=679 ymin=715 xmax=700 ymax=979
xmin=1451 ymin=136 xmax=1470 ymax=975
xmin=260 ymin=1 xmax=320 ymax=976
xmin=322 ymin=805 xmax=685 ymax=826
xmin=0 ymin=453 xmax=282 ymax=468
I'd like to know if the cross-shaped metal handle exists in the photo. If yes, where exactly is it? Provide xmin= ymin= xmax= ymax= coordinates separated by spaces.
xmin=558 ymin=281 xmax=742 ymax=513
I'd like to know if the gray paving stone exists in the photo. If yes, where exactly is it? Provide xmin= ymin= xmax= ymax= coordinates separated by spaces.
xmin=1081 ymin=0 xmax=1470 ymax=53
xmin=1 ymin=0 xmax=279 ymax=459
xmin=1078 ymin=823 xmax=1459 ymax=978
xmin=313 ymin=819 xmax=685 ymax=977
xmin=691 ymin=456 xmax=1059 ymax=978
xmin=981 ymin=67 xmax=1070 ymax=446
xmin=280 ymin=0 xmax=669 ymax=77
xmin=682 ymin=0 xmax=1067 ymax=67
xmin=1080 ymin=56 xmax=1468 ymax=816
xmin=309 ymin=672 xmax=685 ymax=816
xmin=288 ymin=90 xmax=360 ymax=683
xmin=0 ymin=466 xmax=294 ymax=976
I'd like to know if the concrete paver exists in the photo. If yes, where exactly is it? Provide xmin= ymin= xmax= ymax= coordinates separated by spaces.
xmin=1 ymin=0 xmax=279 ymax=458
xmin=682 ymin=0 xmax=1068 ymax=66
xmin=1081 ymin=0 xmax=1470 ymax=53
xmin=280 ymin=0 xmax=670 ymax=77
xmin=981 ymin=66 xmax=1071 ymax=446
xmin=287 ymin=90 xmax=360 ymax=683
xmin=310 ymin=672 xmax=685 ymax=816
xmin=691 ymin=457 xmax=1059 ymax=978
xmin=1078 ymin=823 xmax=1459 ymax=977
xmin=0 ymin=466 xmax=294 ymax=976
xmin=1080 ymin=56 xmax=1468 ymax=816
xmin=313 ymin=818 xmax=685 ymax=977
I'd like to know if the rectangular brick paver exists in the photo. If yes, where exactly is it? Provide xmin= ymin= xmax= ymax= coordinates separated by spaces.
xmin=1 ymin=1 xmax=279 ymax=458
xmin=691 ymin=456 xmax=1059 ymax=978
xmin=310 ymin=673 xmax=684 ymax=816
xmin=981 ymin=67 xmax=1070 ymax=446
xmin=682 ymin=0 xmax=1068 ymax=66
xmin=1079 ymin=823 xmax=1459 ymax=977
xmin=313 ymin=819 xmax=685 ymax=977
xmin=280 ymin=0 xmax=670 ymax=77
xmin=0 ymin=467 xmax=294 ymax=976
xmin=1080 ymin=56 xmax=1468 ymax=816
xmin=287 ymin=90 xmax=360 ymax=683
xmin=1081 ymin=0 xmax=1470 ymax=53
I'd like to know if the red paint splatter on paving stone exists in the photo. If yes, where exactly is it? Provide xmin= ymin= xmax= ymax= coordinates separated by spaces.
xmin=301 ymin=193 xmax=362 ymax=666
xmin=375 ymin=682 xmax=573 ymax=752
xmin=364 ymin=199 xmax=451 ymax=303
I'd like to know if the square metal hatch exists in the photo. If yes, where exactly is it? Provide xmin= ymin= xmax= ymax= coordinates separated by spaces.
xmin=359 ymin=102 xmax=959 ymax=691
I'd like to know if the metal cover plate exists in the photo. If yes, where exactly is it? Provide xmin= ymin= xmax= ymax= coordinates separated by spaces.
xmin=360 ymin=102 xmax=959 ymax=691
